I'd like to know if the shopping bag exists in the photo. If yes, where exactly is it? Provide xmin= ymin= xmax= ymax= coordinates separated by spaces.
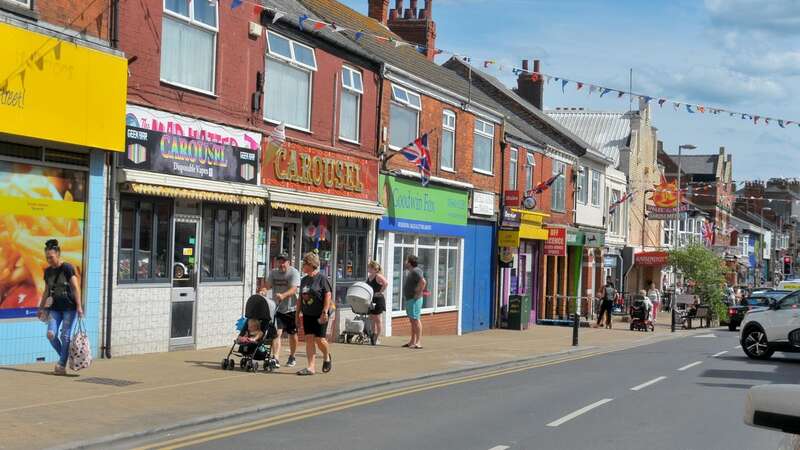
xmin=68 ymin=318 xmax=92 ymax=371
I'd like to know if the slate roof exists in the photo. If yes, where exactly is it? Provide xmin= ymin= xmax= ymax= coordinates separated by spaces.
xmin=667 ymin=154 xmax=718 ymax=176
xmin=544 ymin=110 xmax=632 ymax=168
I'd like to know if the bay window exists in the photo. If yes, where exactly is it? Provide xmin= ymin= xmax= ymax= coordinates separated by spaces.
xmin=389 ymin=84 xmax=421 ymax=149
xmin=473 ymin=119 xmax=494 ymax=174
xmin=161 ymin=0 xmax=218 ymax=93
xmin=264 ymin=31 xmax=317 ymax=130
xmin=339 ymin=66 xmax=363 ymax=142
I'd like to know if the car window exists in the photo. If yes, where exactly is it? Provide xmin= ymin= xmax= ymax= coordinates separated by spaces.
xmin=764 ymin=291 xmax=791 ymax=300
xmin=779 ymin=292 xmax=800 ymax=308
xmin=746 ymin=297 xmax=770 ymax=307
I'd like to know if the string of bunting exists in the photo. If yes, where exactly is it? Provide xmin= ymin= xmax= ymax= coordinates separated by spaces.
xmin=222 ymin=0 xmax=799 ymax=131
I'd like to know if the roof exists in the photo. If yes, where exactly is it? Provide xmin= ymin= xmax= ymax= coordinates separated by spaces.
xmin=442 ymin=58 xmax=590 ymax=157
xmin=544 ymin=110 xmax=632 ymax=168
xmin=666 ymin=154 xmax=718 ymax=175
xmin=297 ymin=0 xmax=503 ymax=119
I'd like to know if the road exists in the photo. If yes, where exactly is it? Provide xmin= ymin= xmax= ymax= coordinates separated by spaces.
xmin=128 ymin=330 xmax=800 ymax=450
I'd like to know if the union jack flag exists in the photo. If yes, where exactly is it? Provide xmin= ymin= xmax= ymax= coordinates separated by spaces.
xmin=529 ymin=173 xmax=561 ymax=194
xmin=400 ymin=133 xmax=431 ymax=186
xmin=609 ymin=191 xmax=636 ymax=214
xmin=701 ymin=221 xmax=716 ymax=246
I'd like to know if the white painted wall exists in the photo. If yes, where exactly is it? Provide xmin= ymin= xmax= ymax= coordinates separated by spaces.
xmin=575 ymin=158 xmax=606 ymax=229
xmin=605 ymin=166 xmax=628 ymax=248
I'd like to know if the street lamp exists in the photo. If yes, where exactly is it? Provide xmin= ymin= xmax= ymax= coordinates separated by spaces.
xmin=672 ymin=144 xmax=695 ymax=333
xmin=760 ymin=206 xmax=772 ymax=287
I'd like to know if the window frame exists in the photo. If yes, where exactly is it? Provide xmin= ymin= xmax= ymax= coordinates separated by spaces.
xmin=508 ymin=148 xmax=518 ymax=191
xmin=339 ymin=65 xmax=363 ymax=144
xmin=264 ymin=31 xmax=317 ymax=131
xmin=577 ymin=166 xmax=588 ymax=204
xmin=525 ymin=151 xmax=535 ymax=192
xmin=551 ymin=160 xmax=566 ymax=212
xmin=160 ymin=0 xmax=219 ymax=95
xmin=591 ymin=170 xmax=601 ymax=207
xmin=5 ymin=0 xmax=31 ymax=8
xmin=440 ymin=109 xmax=456 ymax=172
xmin=472 ymin=119 xmax=495 ymax=175
xmin=200 ymin=203 xmax=244 ymax=282
xmin=388 ymin=84 xmax=421 ymax=150
xmin=117 ymin=196 xmax=172 ymax=284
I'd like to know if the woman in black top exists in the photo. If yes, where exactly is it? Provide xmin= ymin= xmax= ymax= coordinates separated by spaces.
xmin=38 ymin=239 xmax=83 ymax=375
xmin=295 ymin=252 xmax=332 ymax=375
xmin=366 ymin=261 xmax=387 ymax=346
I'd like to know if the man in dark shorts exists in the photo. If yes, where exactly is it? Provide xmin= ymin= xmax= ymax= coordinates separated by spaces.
xmin=266 ymin=252 xmax=301 ymax=368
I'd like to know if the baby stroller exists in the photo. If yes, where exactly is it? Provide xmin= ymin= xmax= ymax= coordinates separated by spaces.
xmin=222 ymin=294 xmax=278 ymax=372
xmin=338 ymin=282 xmax=374 ymax=345
xmin=629 ymin=298 xmax=654 ymax=332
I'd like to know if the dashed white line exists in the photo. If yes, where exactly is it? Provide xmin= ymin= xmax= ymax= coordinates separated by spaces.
xmin=734 ymin=345 xmax=742 ymax=349
xmin=630 ymin=376 xmax=667 ymax=391
xmin=488 ymin=446 xmax=510 ymax=450
xmin=712 ymin=350 xmax=729 ymax=357
xmin=677 ymin=361 xmax=703 ymax=371
xmin=546 ymin=398 xmax=614 ymax=427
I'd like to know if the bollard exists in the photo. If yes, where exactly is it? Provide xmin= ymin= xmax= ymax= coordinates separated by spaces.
xmin=671 ymin=306 xmax=676 ymax=333
xmin=572 ymin=311 xmax=579 ymax=346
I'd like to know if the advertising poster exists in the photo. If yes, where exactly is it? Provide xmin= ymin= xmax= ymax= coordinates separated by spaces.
xmin=0 ymin=161 xmax=85 ymax=319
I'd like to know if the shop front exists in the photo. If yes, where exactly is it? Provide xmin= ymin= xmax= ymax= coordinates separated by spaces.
xmin=581 ymin=230 xmax=606 ymax=315
xmin=259 ymin=141 xmax=383 ymax=313
xmin=110 ymin=105 xmax=264 ymax=356
xmin=0 ymin=22 xmax=127 ymax=365
xmin=632 ymin=251 xmax=670 ymax=294
xmin=377 ymin=175 xmax=468 ymax=336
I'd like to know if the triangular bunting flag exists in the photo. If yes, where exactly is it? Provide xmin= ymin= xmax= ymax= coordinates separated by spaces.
xmin=531 ymin=73 xmax=539 ymax=82
xmin=561 ymin=79 xmax=568 ymax=93
xmin=588 ymin=85 xmax=597 ymax=95
xmin=673 ymin=102 xmax=681 ymax=110
xmin=697 ymin=105 xmax=705 ymax=113
xmin=779 ymin=120 xmax=785 ymax=128
xmin=600 ymin=88 xmax=611 ymax=97
xmin=686 ymin=105 xmax=695 ymax=113
xmin=355 ymin=30 xmax=364 ymax=41
xmin=765 ymin=117 xmax=771 ymax=125
xmin=658 ymin=99 xmax=666 ymax=107
xmin=617 ymin=90 xmax=625 ymax=98
xmin=313 ymin=21 xmax=327 ymax=30
xmin=331 ymin=23 xmax=346 ymax=32
xmin=754 ymin=115 xmax=760 ymax=124
xmin=298 ymin=14 xmax=309 ymax=30
xmin=230 ymin=0 xmax=242 ymax=9
xmin=576 ymin=82 xmax=584 ymax=90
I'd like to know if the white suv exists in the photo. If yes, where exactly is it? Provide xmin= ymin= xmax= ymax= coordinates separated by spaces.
xmin=740 ymin=290 xmax=800 ymax=360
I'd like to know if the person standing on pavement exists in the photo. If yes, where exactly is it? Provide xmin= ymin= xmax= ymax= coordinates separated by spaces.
xmin=596 ymin=281 xmax=615 ymax=329
xmin=646 ymin=280 xmax=661 ymax=322
xmin=38 ymin=239 xmax=83 ymax=375
xmin=266 ymin=252 xmax=301 ymax=369
xmin=296 ymin=252 xmax=333 ymax=375
xmin=366 ymin=261 xmax=387 ymax=346
xmin=402 ymin=255 xmax=426 ymax=349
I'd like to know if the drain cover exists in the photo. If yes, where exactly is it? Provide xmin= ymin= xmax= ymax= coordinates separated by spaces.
xmin=75 ymin=377 xmax=141 ymax=387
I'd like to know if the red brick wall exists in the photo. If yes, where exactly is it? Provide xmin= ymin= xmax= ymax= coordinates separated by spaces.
xmin=391 ymin=311 xmax=458 ymax=336
xmin=120 ymin=4 xmax=378 ymax=158
xmin=33 ymin=0 xmax=111 ymax=41
xmin=503 ymin=145 xmax=574 ymax=223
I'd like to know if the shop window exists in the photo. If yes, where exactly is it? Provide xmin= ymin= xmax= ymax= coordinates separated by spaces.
xmin=436 ymin=238 xmax=459 ymax=307
xmin=201 ymin=204 xmax=243 ymax=282
xmin=302 ymin=215 xmax=333 ymax=279
xmin=473 ymin=119 xmax=494 ymax=174
xmin=161 ymin=0 xmax=217 ymax=93
xmin=390 ymin=234 xmax=461 ymax=313
xmin=551 ymin=160 xmax=566 ymax=212
xmin=264 ymin=31 xmax=317 ymax=130
xmin=389 ymin=84 xmax=421 ymax=149
xmin=118 ymin=196 xmax=171 ymax=283
xmin=339 ymin=66 xmax=363 ymax=143
xmin=441 ymin=110 xmax=456 ymax=171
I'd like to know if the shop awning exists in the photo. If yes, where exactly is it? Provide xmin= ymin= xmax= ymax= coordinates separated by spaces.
xmin=126 ymin=183 xmax=265 ymax=205
xmin=635 ymin=251 xmax=669 ymax=266
xmin=514 ymin=209 xmax=550 ymax=240
xmin=268 ymin=187 xmax=385 ymax=220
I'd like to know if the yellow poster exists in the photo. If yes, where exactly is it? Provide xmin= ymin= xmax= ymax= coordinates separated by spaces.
xmin=0 ymin=161 xmax=85 ymax=319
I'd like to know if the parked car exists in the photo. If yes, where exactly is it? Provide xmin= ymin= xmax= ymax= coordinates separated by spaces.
xmin=740 ymin=290 xmax=800 ymax=360
xmin=728 ymin=290 xmax=792 ymax=331
xmin=744 ymin=384 xmax=800 ymax=449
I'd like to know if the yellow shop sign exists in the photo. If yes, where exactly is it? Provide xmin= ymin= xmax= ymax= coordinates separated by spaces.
xmin=0 ymin=23 xmax=127 ymax=152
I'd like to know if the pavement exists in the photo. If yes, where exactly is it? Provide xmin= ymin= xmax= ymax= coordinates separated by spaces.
xmin=137 ymin=330 xmax=800 ymax=450
xmin=0 ymin=315 xmax=694 ymax=450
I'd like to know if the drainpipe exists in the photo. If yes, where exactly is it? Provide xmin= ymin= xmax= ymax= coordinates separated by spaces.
xmin=494 ymin=131 xmax=508 ymax=329
xmin=374 ymin=63 xmax=387 ymax=261
xmin=110 ymin=0 xmax=119 ymax=48
xmin=103 ymin=152 xmax=116 ymax=358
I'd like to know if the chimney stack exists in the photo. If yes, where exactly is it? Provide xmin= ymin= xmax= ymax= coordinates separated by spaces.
xmin=387 ymin=0 xmax=437 ymax=61
xmin=368 ymin=0 xmax=391 ymax=25
xmin=516 ymin=59 xmax=544 ymax=109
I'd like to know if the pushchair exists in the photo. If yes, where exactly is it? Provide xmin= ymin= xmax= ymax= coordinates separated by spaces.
xmin=222 ymin=294 xmax=278 ymax=372
xmin=338 ymin=282 xmax=374 ymax=345
xmin=629 ymin=298 xmax=654 ymax=332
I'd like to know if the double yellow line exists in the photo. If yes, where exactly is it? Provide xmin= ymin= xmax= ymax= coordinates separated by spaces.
xmin=134 ymin=349 xmax=611 ymax=450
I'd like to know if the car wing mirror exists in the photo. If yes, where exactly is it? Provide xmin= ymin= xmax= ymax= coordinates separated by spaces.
xmin=744 ymin=384 xmax=800 ymax=434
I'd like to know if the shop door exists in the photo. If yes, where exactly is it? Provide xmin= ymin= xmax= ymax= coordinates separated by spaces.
xmin=269 ymin=222 xmax=301 ymax=270
xmin=463 ymin=221 xmax=493 ymax=333
xmin=170 ymin=219 xmax=199 ymax=347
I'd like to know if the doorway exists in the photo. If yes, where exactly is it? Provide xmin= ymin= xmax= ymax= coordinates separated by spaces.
xmin=269 ymin=221 xmax=301 ymax=271
xmin=170 ymin=219 xmax=199 ymax=348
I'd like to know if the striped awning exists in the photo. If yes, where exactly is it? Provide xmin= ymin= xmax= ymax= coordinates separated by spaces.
xmin=271 ymin=201 xmax=382 ymax=220
xmin=126 ymin=183 xmax=265 ymax=206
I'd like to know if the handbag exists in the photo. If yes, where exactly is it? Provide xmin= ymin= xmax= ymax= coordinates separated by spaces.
xmin=68 ymin=318 xmax=92 ymax=371
xmin=36 ymin=308 xmax=50 ymax=323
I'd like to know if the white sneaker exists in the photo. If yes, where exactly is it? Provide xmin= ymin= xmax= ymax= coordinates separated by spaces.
xmin=286 ymin=355 xmax=297 ymax=367
xmin=272 ymin=358 xmax=281 ymax=369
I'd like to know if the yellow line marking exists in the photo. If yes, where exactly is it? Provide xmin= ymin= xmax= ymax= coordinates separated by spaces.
xmin=134 ymin=349 xmax=618 ymax=450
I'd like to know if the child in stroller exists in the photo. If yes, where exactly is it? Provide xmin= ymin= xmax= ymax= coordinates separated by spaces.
xmin=629 ymin=291 xmax=655 ymax=332
xmin=222 ymin=294 xmax=278 ymax=372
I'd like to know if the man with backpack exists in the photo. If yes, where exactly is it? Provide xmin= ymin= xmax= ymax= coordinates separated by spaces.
xmin=597 ymin=280 xmax=616 ymax=329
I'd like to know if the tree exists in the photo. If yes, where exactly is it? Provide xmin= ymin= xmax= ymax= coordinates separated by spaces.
xmin=669 ymin=243 xmax=729 ymax=321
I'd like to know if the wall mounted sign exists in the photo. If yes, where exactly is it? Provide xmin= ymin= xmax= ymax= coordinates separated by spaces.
xmin=501 ymin=208 xmax=521 ymax=230
xmin=504 ymin=190 xmax=521 ymax=207
xmin=471 ymin=191 xmax=495 ymax=216
xmin=544 ymin=227 xmax=567 ymax=256
xmin=522 ymin=196 xmax=537 ymax=210
xmin=635 ymin=251 xmax=669 ymax=266
xmin=584 ymin=231 xmax=605 ymax=248
xmin=122 ymin=126 xmax=258 ymax=184
xmin=603 ymin=255 xmax=618 ymax=268
xmin=379 ymin=175 xmax=467 ymax=235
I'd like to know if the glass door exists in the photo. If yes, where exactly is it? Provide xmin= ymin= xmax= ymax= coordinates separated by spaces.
xmin=269 ymin=222 xmax=300 ymax=270
xmin=171 ymin=219 xmax=198 ymax=347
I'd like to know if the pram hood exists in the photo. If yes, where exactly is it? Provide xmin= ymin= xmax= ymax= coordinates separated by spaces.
xmin=347 ymin=282 xmax=374 ymax=315
xmin=245 ymin=294 xmax=277 ymax=322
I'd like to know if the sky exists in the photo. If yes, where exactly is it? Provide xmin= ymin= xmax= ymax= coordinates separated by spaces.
xmin=338 ymin=0 xmax=800 ymax=184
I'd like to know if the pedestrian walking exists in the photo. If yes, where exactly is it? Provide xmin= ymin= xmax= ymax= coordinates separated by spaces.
xmin=296 ymin=252 xmax=332 ymax=375
xmin=265 ymin=252 xmax=301 ymax=369
xmin=38 ymin=239 xmax=83 ymax=375
xmin=596 ymin=281 xmax=615 ymax=329
xmin=402 ymin=255 xmax=426 ymax=349
xmin=646 ymin=280 xmax=661 ymax=322
xmin=366 ymin=261 xmax=387 ymax=346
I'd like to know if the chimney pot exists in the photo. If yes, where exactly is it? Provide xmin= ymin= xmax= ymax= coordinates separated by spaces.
xmin=516 ymin=59 xmax=544 ymax=109
xmin=533 ymin=59 xmax=540 ymax=72
xmin=521 ymin=59 xmax=529 ymax=71
xmin=409 ymin=0 xmax=418 ymax=17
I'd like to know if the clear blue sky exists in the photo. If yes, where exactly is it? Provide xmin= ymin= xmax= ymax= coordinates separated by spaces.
xmin=339 ymin=0 xmax=800 ymax=184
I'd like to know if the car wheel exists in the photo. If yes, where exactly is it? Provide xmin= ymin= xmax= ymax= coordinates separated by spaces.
xmin=742 ymin=327 xmax=774 ymax=360
xmin=728 ymin=323 xmax=737 ymax=332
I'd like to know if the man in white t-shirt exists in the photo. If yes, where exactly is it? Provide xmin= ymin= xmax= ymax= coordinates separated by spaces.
xmin=266 ymin=252 xmax=301 ymax=368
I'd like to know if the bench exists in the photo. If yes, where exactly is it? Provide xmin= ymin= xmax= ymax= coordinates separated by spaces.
xmin=683 ymin=305 xmax=712 ymax=329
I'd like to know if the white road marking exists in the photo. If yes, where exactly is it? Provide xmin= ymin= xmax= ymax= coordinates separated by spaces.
xmin=546 ymin=398 xmax=614 ymax=427
xmin=488 ymin=446 xmax=510 ymax=450
xmin=678 ymin=361 xmax=703 ymax=371
xmin=734 ymin=345 xmax=742 ymax=349
xmin=712 ymin=351 xmax=729 ymax=357
xmin=630 ymin=376 xmax=667 ymax=391
xmin=693 ymin=333 xmax=717 ymax=338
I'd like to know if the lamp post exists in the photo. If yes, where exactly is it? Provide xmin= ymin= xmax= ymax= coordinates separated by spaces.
xmin=672 ymin=144 xmax=696 ymax=333
xmin=760 ymin=206 xmax=772 ymax=287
